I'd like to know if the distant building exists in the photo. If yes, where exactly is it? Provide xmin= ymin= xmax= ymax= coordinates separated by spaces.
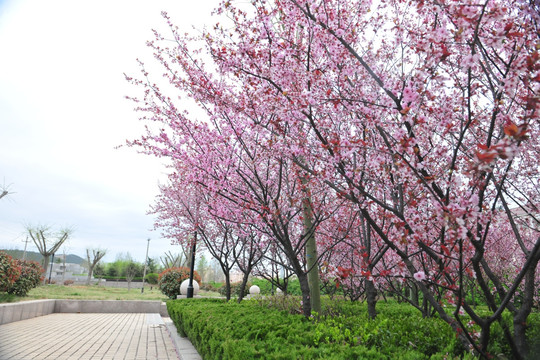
xmin=47 ymin=262 xmax=97 ymax=283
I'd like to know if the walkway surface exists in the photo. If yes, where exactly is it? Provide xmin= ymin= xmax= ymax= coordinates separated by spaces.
xmin=0 ymin=313 xmax=202 ymax=360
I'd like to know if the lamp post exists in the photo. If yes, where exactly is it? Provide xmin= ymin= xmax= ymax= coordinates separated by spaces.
xmin=141 ymin=238 xmax=150 ymax=294
xmin=186 ymin=231 xmax=197 ymax=298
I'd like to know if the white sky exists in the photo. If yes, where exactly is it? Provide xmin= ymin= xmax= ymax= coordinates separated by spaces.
xmin=0 ymin=0 xmax=218 ymax=263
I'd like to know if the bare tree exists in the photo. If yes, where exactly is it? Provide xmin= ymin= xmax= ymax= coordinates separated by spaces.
xmin=27 ymin=225 xmax=72 ymax=284
xmin=86 ymin=248 xmax=107 ymax=285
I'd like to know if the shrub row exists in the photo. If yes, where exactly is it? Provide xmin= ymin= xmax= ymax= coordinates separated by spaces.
xmin=0 ymin=251 xmax=43 ymax=296
xmin=167 ymin=298 xmax=469 ymax=359
xmin=95 ymin=275 xmax=146 ymax=282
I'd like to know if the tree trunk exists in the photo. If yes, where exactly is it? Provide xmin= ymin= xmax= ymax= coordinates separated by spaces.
xmin=513 ymin=249 xmax=540 ymax=358
xmin=86 ymin=270 xmax=92 ymax=286
xmin=366 ymin=279 xmax=377 ymax=319
xmin=237 ymin=266 xmax=252 ymax=303
xmin=224 ymin=272 xmax=231 ymax=301
xmin=302 ymin=185 xmax=321 ymax=316
xmin=411 ymin=283 xmax=419 ymax=307
xmin=297 ymin=272 xmax=312 ymax=316
xmin=42 ymin=255 xmax=50 ymax=284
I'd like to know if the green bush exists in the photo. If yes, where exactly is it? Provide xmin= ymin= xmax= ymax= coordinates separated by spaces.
xmin=7 ymin=260 xmax=43 ymax=296
xmin=94 ymin=275 xmax=145 ymax=282
xmin=166 ymin=298 xmax=486 ymax=359
xmin=250 ymin=278 xmax=273 ymax=295
xmin=158 ymin=267 xmax=201 ymax=299
xmin=286 ymin=278 xmax=302 ymax=296
xmin=145 ymin=273 xmax=159 ymax=284
xmin=0 ymin=251 xmax=21 ymax=292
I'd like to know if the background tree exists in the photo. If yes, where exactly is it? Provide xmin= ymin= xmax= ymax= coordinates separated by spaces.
xmin=125 ymin=261 xmax=141 ymax=291
xmin=146 ymin=257 xmax=159 ymax=274
xmin=196 ymin=254 xmax=209 ymax=283
xmin=85 ymin=248 xmax=107 ymax=285
xmin=27 ymin=225 xmax=71 ymax=284
xmin=93 ymin=262 xmax=105 ymax=277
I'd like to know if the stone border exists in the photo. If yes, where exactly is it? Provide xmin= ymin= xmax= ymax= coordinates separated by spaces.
xmin=0 ymin=299 xmax=168 ymax=325
xmin=0 ymin=299 xmax=55 ymax=325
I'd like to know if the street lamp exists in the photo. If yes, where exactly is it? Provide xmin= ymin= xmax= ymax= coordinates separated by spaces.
xmin=141 ymin=238 xmax=150 ymax=294
xmin=186 ymin=231 xmax=197 ymax=298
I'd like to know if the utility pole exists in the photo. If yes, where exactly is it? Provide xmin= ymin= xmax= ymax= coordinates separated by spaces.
xmin=141 ymin=238 xmax=150 ymax=294
xmin=22 ymin=236 xmax=30 ymax=261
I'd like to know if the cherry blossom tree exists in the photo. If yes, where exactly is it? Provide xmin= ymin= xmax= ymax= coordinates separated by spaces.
xmin=128 ymin=0 xmax=539 ymax=357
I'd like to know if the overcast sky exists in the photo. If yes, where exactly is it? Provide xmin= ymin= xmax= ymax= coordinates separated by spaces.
xmin=0 ymin=0 xmax=217 ymax=262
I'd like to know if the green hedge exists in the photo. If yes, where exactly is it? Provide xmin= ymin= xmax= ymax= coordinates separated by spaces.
xmin=95 ymin=275 xmax=145 ymax=282
xmin=167 ymin=298 xmax=470 ymax=359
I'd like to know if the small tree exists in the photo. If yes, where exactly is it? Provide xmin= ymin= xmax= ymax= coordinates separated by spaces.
xmin=146 ymin=257 xmax=158 ymax=273
xmin=27 ymin=225 xmax=71 ymax=284
xmin=86 ymin=249 xmax=107 ymax=285
xmin=196 ymin=254 xmax=209 ymax=283
xmin=125 ymin=261 xmax=140 ymax=291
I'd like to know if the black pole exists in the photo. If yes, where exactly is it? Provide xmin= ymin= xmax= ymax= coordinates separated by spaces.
xmin=187 ymin=231 xmax=197 ymax=298
xmin=48 ymin=253 xmax=55 ymax=284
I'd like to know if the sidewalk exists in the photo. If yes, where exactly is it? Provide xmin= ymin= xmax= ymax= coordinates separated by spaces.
xmin=0 ymin=313 xmax=201 ymax=360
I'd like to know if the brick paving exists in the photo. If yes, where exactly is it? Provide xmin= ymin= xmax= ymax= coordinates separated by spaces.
xmin=0 ymin=313 xmax=182 ymax=360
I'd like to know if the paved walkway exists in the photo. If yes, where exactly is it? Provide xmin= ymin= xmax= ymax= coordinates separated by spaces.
xmin=0 ymin=313 xmax=201 ymax=360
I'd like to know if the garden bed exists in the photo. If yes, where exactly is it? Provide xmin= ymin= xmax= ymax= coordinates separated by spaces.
xmin=167 ymin=297 xmax=540 ymax=359
xmin=168 ymin=298 xmax=456 ymax=359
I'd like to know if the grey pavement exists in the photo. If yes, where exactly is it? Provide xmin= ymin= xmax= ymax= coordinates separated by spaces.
xmin=0 ymin=313 xmax=202 ymax=360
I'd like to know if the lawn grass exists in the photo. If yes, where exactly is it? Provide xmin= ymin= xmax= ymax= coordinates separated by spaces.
xmin=1 ymin=284 xmax=168 ymax=302
xmin=0 ymin=284 xmax=222 ymax=303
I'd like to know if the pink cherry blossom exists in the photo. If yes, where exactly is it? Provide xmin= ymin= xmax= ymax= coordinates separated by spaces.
xmin=126 ymin=1 xmax=540 ymax=358
xmin=413 ymin=271 xmax=426 ymax=281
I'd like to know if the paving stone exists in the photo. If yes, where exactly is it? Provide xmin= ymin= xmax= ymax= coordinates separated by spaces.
xmin=0 ymin=313 xmax=195 ymax=360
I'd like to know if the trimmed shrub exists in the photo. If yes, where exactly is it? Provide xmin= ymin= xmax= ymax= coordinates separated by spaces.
xmin=168 ymin=299 xmax=540 ymax=359
xmin=7 ymin=260 xmax=43 ymax=296
xmin=0 ymin=251 xmax=21 ymax=292
xmin=166 ymin=299 xmax=469 ymax=359
xmin=145 ymin=273 xmax=159 ymax=285
xmin=158 ymin=267 xmax=201 ymax=299
xmin=63 ymin=279 xmax=75 ymax=286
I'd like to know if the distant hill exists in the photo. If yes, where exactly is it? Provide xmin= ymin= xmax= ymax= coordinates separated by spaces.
xmin=0 ymin=249 xmax=85 ymax=265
